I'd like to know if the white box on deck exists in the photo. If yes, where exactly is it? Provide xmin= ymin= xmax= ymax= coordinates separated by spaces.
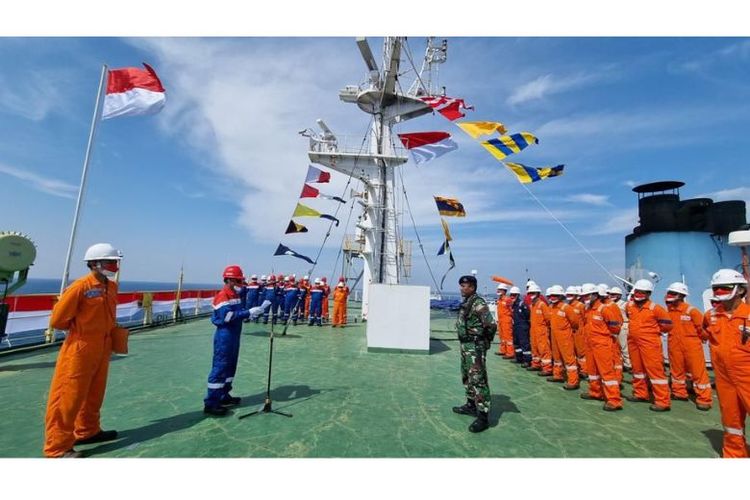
xmin=365 ymin=284 xmax=430 ymax=353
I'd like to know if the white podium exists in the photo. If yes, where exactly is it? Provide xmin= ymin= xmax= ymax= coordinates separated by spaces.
xmin=365 ymin=284 xmax=431 ymax=354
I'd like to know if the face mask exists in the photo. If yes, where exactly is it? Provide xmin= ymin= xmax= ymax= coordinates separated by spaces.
xmin=665 ymin=292 xmax=680 ymax=303
xmin=565 ymin=295 xmax=575 ymax=302
xmin=633 ymin=291 xmax=648 ymax=302
xmin=712 ymin=286 xmax=737 ymax=302
xmin=96 ymin=261 xmax=118 ymax=279
xmin=548 ymin=296 xmax=560 ymax=304
xmin=233 ymin=285 xmax=244 ymax=293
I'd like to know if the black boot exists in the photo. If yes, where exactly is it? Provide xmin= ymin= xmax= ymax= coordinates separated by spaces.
xmin=220 ymin=396 xmax=241 ymax=406
xmin=203 ymin=405 xmax=228 ymax=416
xmin=452 ymin=400 xmax=477 ymax=416
xmin=75 ymin=430 xmax=118 ymax=445
xmin=469 ymin=412 xmax=489 ymax=433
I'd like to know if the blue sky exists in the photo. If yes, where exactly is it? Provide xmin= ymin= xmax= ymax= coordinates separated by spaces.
xmin=2 ymin=37 xmax=749 ymax=291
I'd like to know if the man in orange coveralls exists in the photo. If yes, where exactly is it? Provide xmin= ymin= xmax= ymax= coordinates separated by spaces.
xmin=579 ymin=283 xmax=623 ymax=411
xmin=528 ymin=283 xmax=552 ymax=376
xmin=43 ymin=243 xmax=123 ymax=458
xmin=320 ymin=276 xmax=331 ymax=323
xmin=494 ymin=283 xmax=515 ymax=358
xmin=664 ymin=282 xmax=713 ymax=411
xmin=546 ymin=285 xmax=581 ymax=390
xmin=332 ymin=280 xmax=349 ymax=327
xmin=625 ymin=279 xmax=674 ymax=412
xmin=702 ymin=269 xmax=750 ymax=458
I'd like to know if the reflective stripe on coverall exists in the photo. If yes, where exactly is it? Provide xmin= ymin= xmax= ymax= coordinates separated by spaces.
xmin=626 ymin=300 xmax=673 ymax=408
xmin=569 ymin=299 xmax=588 ymax=374
xmin=496 ymin=296 xmax=514 ymax=356
xmin=703 ymin=303 xmax=750 ymax=458
xmin=309 ymin=287 xmax=323 ymax=325
xmin=204 ymin=286 xmax=250 ymax=408
xmin=512 ymin=298 xmax=532 ymax=363
xmin=549 ymin=302 xmax=580 ymax=385
xmin=605 ymin=299 xmax=625 ymax=383
xmin=584 ymin=301 xmax=623 ymax=407
xmin=44 ymin=273 xmax=117 ymax=457
xmin=531 ymin=300 xmax=552 ymax=373
xmin=667 ymin=302 xmax=712 ymax=405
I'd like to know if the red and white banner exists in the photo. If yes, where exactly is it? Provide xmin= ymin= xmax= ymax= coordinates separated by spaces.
xmin=102 ymin=63 xmax=166 ymax=120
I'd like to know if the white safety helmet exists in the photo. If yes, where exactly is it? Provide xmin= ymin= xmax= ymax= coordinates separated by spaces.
xmin=497 ymin=283 xmax=509 ymax=291
xmin=527 ymin=283 xmax=542 ymax=294
xmin=574 ymin=286 xmax=583 ymax=295
xmin=548 ymin=285 xmax=565 ymax=296
xmin=710 ymin=269 xmax=748 ymax=287
xmin=314 ymin=278 xmax=321 ymax=284
xmin=526 ymin=280 xmax=538 ymax=291
xmin=250 ymin=274 xmax=258 ymax=280
xmin=83 ymin=243 xmax=122 ymax=262
xmin=597 ymin=283 xmax=609 ymax=296
xmin=580 ymin=283 xmax=598 ymax=295
xmin=608 ymin=286 xmax=623 ymax=296
xmin=260 ymin=275 xmax=267 ymax=281
xmin=710 ymin=269 xmax=748 ymax=302
xmin=565 ymin=285 xmax=577 ymax=296
xmin=509 ymin=286 xmax=521 ymax=295
xmin=666 ymin=282 xmax=689 ymax=296
xmin=337 ymin=282 xmax=345 ymax=288
xmin=633 ymin=279 xmax=654 ymax=292
xmin=303 ymin=275 xmax=309 ymax=281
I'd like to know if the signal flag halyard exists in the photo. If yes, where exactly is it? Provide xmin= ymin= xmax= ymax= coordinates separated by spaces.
xmin=102 ymin=63 xmax=166 ymax=120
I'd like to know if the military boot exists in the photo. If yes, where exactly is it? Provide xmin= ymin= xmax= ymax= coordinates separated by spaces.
xmin=452 ymin=400 xmax=477 ymax=416
xmin=469 ymin=412 xmax=489 ymax=433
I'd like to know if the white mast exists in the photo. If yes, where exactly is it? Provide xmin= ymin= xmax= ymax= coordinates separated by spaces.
xmin=306 ymin=37 xmax=446 ymax=319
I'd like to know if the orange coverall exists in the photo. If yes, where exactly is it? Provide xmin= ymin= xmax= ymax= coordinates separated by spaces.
xmin=667 ymin=302 xmax=712 ymax=406
xmin=549 ymin=301 xmax=580 ymax=385
xmin=496 ymin=296 xmax=514 ymax=356
xmin=584 ymin=301 xmax=623 ymax=406
xmin=626 ymin=300 xmax=674 ymax=408
xmin=703 ymin=302 xmax=750 ymax=458
xmin=302 ymin=281 xmax=312 ymax=318
xmin=605 ymin=299 xmax=625 ymax=383
xmin=332 ymin=287 xmax=349 ymax=326
xmin=531 ymin=300 xmax=552 ymax=374
xmin=44 ymin=273 xmax=117 ymax=457
xmin=569 ymin=299 xmax=587 ymax=375
xmin=321 ymin=283 xmax=330 ymax=321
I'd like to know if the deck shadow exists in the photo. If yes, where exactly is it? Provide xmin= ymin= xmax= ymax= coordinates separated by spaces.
xmin=429 ymin=339 xmax=451 ymax=354
xmin=245 ymin=330 xmax=303 ymax=339
xmin=701 ymin=429 xmax=723 ymax=456
xmin=489 ymin=393 xmax=520 ymax=428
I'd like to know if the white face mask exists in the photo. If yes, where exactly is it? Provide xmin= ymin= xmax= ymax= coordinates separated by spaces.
xmin=100 ymin=269 xmax=117 ymax=279
xmin=233 ymin=285 xmax=244 ymax=293
xmin=712 ymin=285 xmax=738 ymax=302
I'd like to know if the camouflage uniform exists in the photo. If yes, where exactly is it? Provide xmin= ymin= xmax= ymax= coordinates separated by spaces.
xmin=456 ymin=293 xmax=497 ymax=415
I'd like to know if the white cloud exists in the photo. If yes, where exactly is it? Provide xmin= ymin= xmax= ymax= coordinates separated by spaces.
xmin=0 ymin=70 xmax=68 ymax=121
xmin=507 ymin=68 xmax=614 ymax=106
xmin=0 ymin=162 xmax=77 ymax=199
xmin=700 ymin=186 xmax=750 ymax=202
xmin=587 ymin=208 xmax=638 ymax=235
xmin=564 ymin=193 xmax=611 ymax=206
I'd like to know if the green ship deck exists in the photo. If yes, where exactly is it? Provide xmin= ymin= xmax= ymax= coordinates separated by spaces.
xmin=0 ymin=307 xmax=725 ymax=458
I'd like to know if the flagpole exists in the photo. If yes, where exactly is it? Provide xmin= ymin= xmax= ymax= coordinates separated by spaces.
xmin=59 ymin=64 xmax=108 ymax=296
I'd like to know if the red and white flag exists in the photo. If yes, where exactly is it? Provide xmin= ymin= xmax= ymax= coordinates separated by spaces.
xmin=102 ymin=63 xmax=166 ymax=120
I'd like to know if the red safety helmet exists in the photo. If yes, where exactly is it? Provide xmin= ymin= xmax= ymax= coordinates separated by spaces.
xmin=321 ymin=277 xmax=327 ymax=282
xmin=338 ymin=276 xmax=345 ymax=282
xmin=222 ymin=265 xmax=245 ymax=280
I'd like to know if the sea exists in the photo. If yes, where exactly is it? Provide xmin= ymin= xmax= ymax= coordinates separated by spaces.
xmin=12 ymin=278 xmax=218 ymax=296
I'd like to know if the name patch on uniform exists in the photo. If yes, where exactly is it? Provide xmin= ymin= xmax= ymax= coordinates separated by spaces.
xmin=557 ymin=311 xmax=566 ymax=317
xmin=84 ymin=288 xmax=104 ymax=298
xmin=680 ymin=315 xmax=691 ymax=321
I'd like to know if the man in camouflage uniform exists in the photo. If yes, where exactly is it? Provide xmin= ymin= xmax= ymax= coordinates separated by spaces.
xmin=453 ymin=275 xmax=496 ymax=433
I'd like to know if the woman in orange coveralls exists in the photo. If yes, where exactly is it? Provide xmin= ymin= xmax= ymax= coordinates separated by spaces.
xmin=43 ymin=243 xmax=122 ymax=458
xmin=702 ymin=269 xmax=750 ymax=458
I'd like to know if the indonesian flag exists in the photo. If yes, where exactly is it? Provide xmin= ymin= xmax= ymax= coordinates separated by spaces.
xmin=102 ymin=63 xmax=166 ymax=120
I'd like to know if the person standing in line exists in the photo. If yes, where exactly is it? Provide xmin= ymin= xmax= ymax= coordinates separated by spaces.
xmin=44 ymin=243 xmax=124 ymax=458
xmin=625 ymin=279 xmax=674 ymax=412
xmin=494 ymin=283 xmax=515 ymax=358
xmin=546 ymin=285 xmax=581 ymax=390
xmin=664 ymin=282 xmax=713 ymax=411
xmin=702 ymin=269 xmax=749 ymax=458
xmin=510 ymin=287 xmax=532 ymax=366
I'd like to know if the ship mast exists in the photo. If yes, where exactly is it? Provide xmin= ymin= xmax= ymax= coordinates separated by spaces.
xmin=306 ymin=37 xmax=447 ymax=318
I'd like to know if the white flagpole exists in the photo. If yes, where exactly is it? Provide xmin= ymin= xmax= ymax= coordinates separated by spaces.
xmin=59 ymin=64 xmax=108 ymax=296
